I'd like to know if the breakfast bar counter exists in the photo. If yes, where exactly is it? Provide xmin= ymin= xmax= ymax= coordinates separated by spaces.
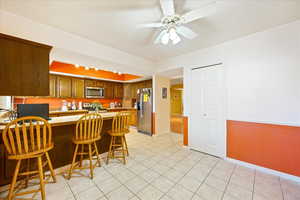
xmin=0 ymin=112 xmax=118 ymax=186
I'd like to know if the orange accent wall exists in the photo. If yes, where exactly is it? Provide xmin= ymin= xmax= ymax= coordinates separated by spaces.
xmin=183 ymin=116 xmax=188 ymax=146
xmin=152 ymin=112 xmax=155 ymax=135
xmin=14 ymin=97 xmax=121 ymax=111
xmin=50 ymin=61 xmax=141 ymax=81
xmin=227 ymin=120 xmax=300 ymax=177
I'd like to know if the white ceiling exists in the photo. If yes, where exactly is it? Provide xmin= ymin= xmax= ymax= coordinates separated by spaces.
xmin=1 ymin=0 xmax=300 ymax=62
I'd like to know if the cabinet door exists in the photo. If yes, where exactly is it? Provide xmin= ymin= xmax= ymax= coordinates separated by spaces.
xmin=85 ymin=80 xmax=97 ymax=87
xmin=131 ymin=84 xmax=138 ymax=99
xmin=145 ymin=80 xmax=152 ymax=88
xmin=96 ymin=81 xmax=105 ymax=88
xmin=114 ymin=83 xmax=124 ymax=99
xmin=72 ymin=78 xmax=85 ymax=98
xmin=49 ymin=75 xmax=57 ymax=97
xmin=104 ymin=82 xmax=114 ymax=99
xmin=0 ymin=34 xmax=51 ymax=96
xmin=57 ymin=76 xmax=72 ymax=98
xmin=123 ymin=84 xmax=131 ymax=99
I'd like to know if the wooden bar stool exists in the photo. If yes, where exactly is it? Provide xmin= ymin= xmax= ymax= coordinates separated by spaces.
xmin=2 ymin=116 xmax=56 ymax=200
xmin=106 ymin=112 xmax=130 ymax=165
xmin=68 ymin=113 xmax=103 ymax=180
xmin=120 ymin=111 xmax=131 ymax=156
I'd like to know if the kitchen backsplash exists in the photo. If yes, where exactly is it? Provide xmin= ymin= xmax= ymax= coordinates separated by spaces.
xmin=13 ymin=97 xmax=122 ymax=111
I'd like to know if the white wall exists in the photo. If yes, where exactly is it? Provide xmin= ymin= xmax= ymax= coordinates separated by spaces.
xmin=0 ymin=10 xmax=154 ymax=75
xmin=153 ymin=75 xmax=170 ymax=134
xmin=161 ymin=19 xmax=300 ymax=126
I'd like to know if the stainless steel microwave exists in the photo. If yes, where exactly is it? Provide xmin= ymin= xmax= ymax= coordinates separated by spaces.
xmin=86 ymin=87 xmax=104 ymax=98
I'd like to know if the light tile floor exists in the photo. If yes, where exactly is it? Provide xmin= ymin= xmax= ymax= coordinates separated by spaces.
xmin=1 ymin=129 xmax=300 ymax=200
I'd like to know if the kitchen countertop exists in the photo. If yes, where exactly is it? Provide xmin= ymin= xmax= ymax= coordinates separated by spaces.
xmin=106 ymin=107 xmax=137 ymax=110
xmin=0 ymin=112 xmax=118 ymax=130
xmin=49 ymin=109 xmax=89 ymax=114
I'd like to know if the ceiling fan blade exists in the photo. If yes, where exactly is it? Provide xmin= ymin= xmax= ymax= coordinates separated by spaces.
xmin=181 ymin=2 xmax=216 ymax=24
xmin=177 ymin=26 xmax=198 ymax=39
xmin=137 ymin=22 xmax=164 ymax=28
xmin=154 ymin=30 xmax=167 ymax=44
xmin=160 ymin=0 xmax=175 ymax=16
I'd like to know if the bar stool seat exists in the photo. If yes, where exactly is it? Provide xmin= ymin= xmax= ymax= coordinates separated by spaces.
xmin=68 ymin=113 xmax=103 ymax=180
xmin=2 ymin=116 xmax=56 ymax=200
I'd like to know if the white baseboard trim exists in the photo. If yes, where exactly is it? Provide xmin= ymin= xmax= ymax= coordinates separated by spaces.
xmin=226 ymin=157 xmax=300 ymax=183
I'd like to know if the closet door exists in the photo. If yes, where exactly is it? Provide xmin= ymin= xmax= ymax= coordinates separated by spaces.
xmin=190 ymin=64 xmax=226 ymax=157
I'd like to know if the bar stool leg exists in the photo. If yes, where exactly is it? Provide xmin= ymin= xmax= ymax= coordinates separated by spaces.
xmin=120 ymin=136 xmax=126 ymax=165
xmin=88 ymin=144 xmax=94 ymax=179
xmin=7 ymin=160 xmax=21 ymax=200
xmin=25 ymin=158 xmax=30 ymax=188
xmin=79 ymin=144 xmax=84 ymax=167
xmin=68 ymin=144 xmax=79 ymax=179
xmin=106 ymin=136 xmax=114 ymax=164
xmin=37 ymin=156 xmax=46 ymax=200
xmin=93 ymin=142 xmax=101 ymax=167
xmin=123 ymin=135 xmax=129 ymax=156
xmin=45 ymin=152 xmax=56 ymax=182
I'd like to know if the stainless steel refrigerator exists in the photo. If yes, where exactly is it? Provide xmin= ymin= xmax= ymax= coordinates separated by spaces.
xmin=137 ymin=88 xmax=152 ymax=135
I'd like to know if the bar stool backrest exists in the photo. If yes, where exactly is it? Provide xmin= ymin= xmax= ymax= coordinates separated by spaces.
xmin=111 ymin=112 xmax=130 ymax=134
xmin=2 ymin=116 xmax=53 ymax=157
xmin=75 ymin=113 xmax=103 ymax=142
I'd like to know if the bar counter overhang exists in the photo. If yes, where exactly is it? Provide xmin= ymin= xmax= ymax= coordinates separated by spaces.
xmin=0 ymin=112 xmax=118 ymax=186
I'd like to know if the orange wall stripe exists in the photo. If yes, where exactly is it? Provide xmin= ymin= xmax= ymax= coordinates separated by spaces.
xmin=14 ymin=97 xmax=121 ymax=111
xmin=227 ymin=120 xmax=300 ymax=177
xmin=183 ymin=116 xmax=188 ymax=146
xmin=152 ymin=112 xmax=156 ymax=135
xmin=50 ymin=61 xmax=141 ymax=81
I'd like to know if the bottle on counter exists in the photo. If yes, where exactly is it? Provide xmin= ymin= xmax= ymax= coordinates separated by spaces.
xmin=61 ymin=100 xmax=68 ymax=111
xmin=78 ymin=101 xmax=83 ymax=110
xmin=71 ymin=101 xmax=76 ymax=110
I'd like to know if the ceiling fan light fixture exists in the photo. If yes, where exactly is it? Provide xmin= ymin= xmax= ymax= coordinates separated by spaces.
xmin=169 ymin=28 xmax=178 ymax=40
xmin=172 ymin=34 xmax=181 ymax=45
xmin=161 ymin=32 xmax=170 ymax=45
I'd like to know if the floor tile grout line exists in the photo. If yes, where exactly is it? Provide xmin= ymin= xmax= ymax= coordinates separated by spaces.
xmin=158 ymin=154 xmax=210 ymax=200
xmin=251 ymin=169 xmax=256 ymax=200
xmin=189 ymin=159 xmax=220 ymax=200
xmin=279 ymin=177 xmax=285 ymax=200
xmin=220 ymin=163 xmax=237 ymax=200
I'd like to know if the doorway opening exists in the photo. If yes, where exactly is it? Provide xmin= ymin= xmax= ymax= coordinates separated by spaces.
xmin=170 ymin=78 xmax=184 ymax=134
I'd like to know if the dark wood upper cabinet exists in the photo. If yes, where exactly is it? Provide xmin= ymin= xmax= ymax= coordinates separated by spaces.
xmin=114 ymin=83 xmax=124 ymax=99
xmin=0 ymin=33 xmax=52 ymax=96
xmin=49 ymin=75 xmax=57 ymax=97
xmin=104 ymin=82 xmax=114 ymax=99
xmin=85 ymin=80 xmax=97 ymax=87
xmin=72 ymin=78 xmax=85 ymax=98
xmin=123 ymin=83 xmax=131 ymax=99
xmin=57 ymin=76 xmax=72 ymax=98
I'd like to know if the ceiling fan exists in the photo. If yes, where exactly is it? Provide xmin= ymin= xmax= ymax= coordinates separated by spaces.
xmin=139 ymin=0 xmax=216 ymax=45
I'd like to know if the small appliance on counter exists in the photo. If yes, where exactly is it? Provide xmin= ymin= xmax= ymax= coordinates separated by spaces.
xmin=61 ymin=100 xmax=68 ymax=111
xmin=110 ymin=102 xmax=115 ymax=109
xmin=78 ymin=101 xmax=83 ymax=110
xmin=71 ymin=101 xmax=76 ymax=110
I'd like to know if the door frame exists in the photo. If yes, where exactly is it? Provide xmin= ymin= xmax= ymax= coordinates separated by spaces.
xmin=188 ymin=63 xmax=227 ymax=158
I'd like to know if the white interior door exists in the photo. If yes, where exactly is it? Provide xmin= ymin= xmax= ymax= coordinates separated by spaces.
xmin=190 ymin=64 xmax=226 ymax=157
